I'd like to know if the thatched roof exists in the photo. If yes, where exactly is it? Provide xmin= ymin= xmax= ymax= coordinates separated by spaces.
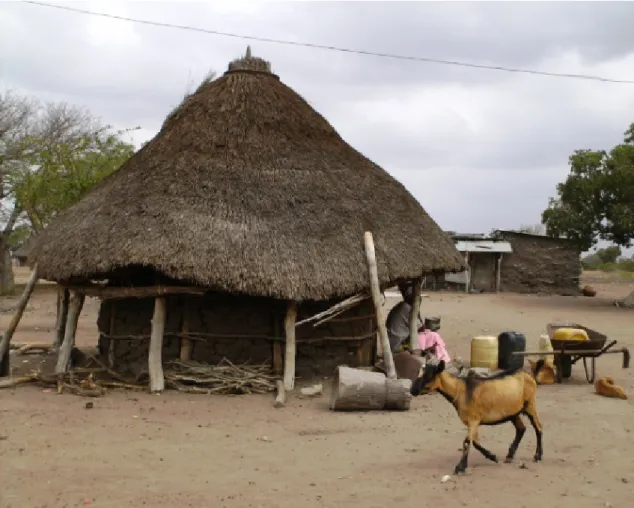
xmin=31 ymin=49 xmax=465 ymax=301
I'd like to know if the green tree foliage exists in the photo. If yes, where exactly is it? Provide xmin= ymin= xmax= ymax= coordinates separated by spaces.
xmin=580 ymin=246 xmax=623 ymax=270
xmin=11 ymin=128 xmax=134 ymax=231
xmin=0 ymin=89 xmax=136 ymax=293
xmin=542 ymin=123 xmax=634 ymax=252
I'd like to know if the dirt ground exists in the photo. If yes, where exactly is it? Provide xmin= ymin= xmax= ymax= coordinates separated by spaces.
xmin=1 ymin=268 xmax=633 ymax=508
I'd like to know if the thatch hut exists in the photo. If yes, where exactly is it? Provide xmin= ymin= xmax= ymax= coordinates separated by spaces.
xmin=29 ymin=49 xmax=464 ymax=391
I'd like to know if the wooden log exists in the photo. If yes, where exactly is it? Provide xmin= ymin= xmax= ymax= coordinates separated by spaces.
xmin=55 ymin=291 xmax=84 ymax=376
xmin=283 ymin=301 xmax=298 ymax=391
xmin=273 ymin=379 xmax=286 ymax=408
xmin=53 ymin=287 xmax=69 ymax=349
xmin=330 ymin=365 xmax=412 ymax=411
xmin=409 ymin=277 xmax=423 ymax=355
xmin=0 ymin=264 xmax=39 ymax=377
xmin=62 ymin=284 xmax=207 ymax=300
xmin=363 ymin=231 xmax=396 ymax=379
xmin=385 ymin=377 xmax=413 ymax=410
xmin=108 ymin=301 xmax=116 ymax=367
xmin=149 ymin=296 xmax=167 ymax=393
xmin=179 ymin=305 xmax=192 ymax=362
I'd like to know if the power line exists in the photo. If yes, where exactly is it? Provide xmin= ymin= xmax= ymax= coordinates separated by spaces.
xmin=22 ymin=0 xmax=634 ymax=85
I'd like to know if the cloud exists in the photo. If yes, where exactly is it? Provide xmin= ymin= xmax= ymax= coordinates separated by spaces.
xmin=2 ymin=0 xmax=634 ymax=238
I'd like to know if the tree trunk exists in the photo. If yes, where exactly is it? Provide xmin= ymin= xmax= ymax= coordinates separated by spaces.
xmin=0 ymin=238 xmax=15 ymax=295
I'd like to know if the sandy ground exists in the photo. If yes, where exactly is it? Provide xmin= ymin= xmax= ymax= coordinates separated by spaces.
xmin=1 ymin=268 xmax=633 ymax=508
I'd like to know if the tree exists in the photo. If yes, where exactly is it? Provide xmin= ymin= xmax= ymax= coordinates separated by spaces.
xmin=0 ymin=89 xmax=136 ymax=294
xmin=542 ymin=122 xmax=634 ymax=304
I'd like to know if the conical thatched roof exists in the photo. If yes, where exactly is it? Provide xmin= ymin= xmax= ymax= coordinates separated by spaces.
xmin=31 ymin=49 xmax=465 ymax=301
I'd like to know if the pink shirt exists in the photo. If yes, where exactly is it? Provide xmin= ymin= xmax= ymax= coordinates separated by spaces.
xmin=417 ymin=330 xmax=451 ymax=363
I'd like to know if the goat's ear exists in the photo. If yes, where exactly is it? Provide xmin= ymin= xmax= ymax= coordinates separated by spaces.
xmin=437 ymin=360 xmax=445 ymax=373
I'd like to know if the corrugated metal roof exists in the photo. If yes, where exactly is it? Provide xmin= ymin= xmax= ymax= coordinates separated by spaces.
xmin=454 ymin=240 xmax=513 ymax=253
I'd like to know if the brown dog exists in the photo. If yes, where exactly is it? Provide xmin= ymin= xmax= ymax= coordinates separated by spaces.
xmin=529 ymin=359 xmax=556 ymax=385
xmin=595 ymin=376 xmax=628 ymax=400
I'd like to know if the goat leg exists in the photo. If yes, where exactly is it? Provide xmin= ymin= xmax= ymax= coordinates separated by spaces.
xmin=473 ymin=441 xmax=498 ymax=463
xmin=523 ymin=402 xmax=543 ymax=462
xmin=455 ymin=423 xmax=478 ymax=474
xmin=505 ymin=415 xmax=527 ymax=463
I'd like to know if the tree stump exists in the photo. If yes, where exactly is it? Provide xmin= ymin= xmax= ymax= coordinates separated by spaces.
xmin=329 ymin=365 xmax=412 ymax=411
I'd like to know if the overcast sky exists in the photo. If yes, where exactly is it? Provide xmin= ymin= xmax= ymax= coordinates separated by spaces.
xmin=2 ymin=1 xmax=634 ymax=245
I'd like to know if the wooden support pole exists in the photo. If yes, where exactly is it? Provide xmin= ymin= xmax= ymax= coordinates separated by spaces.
xmin=364 ymin=231 xmax=396 ymax=380
xmin=495 ymin=254 xmax=503 ymax=293
xmin=464 ymin=252 xmax=470 ymax=293
xmin=149 ymin=296 xmax=166 ymax=393
xmin=283 ymin=301 xmax=298 ymax=391
xmin=0 ymin=264 xmax=39 ymax=377
xmin=55 ymin=290 xmax=85 ymax=381
xmin=273 ymin=380 xmax=286 ymax=408
xmin=53 ymin=287 xmax=69 ymax=349
xmin=179 ymin=305 xmax=192 ymax=362
xmin=272 ymin=313 xmax=283 ymax=376
xmin=108 ymin=301 xmax=116 ymax=368
xmin=409 ymin=277 xmax=423 ymax=356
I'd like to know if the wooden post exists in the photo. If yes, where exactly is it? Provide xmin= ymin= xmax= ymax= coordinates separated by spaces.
xmin=272 ymin=312 xmax=283 ymax=375
xmin=283 ymin=301 xmax=298 ymax=391
xmin=55 ymin=290 xmax=85 ymax=380
xmin=149 ymin=296 xmax=167 ymax=393
xmin=409 ymin=277 xmax=423 ymax=356
xmin=179 ymin=304 xmax=192 ymax=362
xmin=0 ymin=264 xmax=39 ymax=377
xmin=364 ymin=231 xmax=396 ymax=379
xmin=108 ymin=301 xmax=116 ymax=367
xmin=496 ymin=254 xmax=503 ymax=293
xmin=53 ymin=287 xmax=69 ymax=349
xmin=464 ymin=252 xmax=470 ymax=293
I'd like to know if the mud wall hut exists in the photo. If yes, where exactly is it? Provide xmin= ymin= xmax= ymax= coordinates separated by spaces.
xmin=29 ymin=49 xmax=464 ymax=389
xmin=495 ymin=230 xmax=581 ymax=294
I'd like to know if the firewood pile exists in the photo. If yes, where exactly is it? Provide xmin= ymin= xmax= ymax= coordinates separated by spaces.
xmin=0 ymin=353 xmax=278 ymax=397
xmin=161 ymin=359 xmax=278 ymax=394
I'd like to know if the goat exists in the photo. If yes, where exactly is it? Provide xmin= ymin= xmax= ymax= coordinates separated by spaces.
xmin=595 ymin=376 xmax=628 ymax=400
xmin=411 ymin=360 xmax=543 ymax=474
xmin=529 ymin=359 xmax=556 ymax=385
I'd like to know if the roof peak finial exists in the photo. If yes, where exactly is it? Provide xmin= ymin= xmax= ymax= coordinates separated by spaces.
xmin=225 ymin=47 xmax=274 ymax=75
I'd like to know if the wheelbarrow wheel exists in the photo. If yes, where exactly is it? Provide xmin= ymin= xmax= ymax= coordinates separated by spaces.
xmin=560 ymin=355 xmax=572 ymax=379
xmin=583 ymin=357 xmax=596 ymax=383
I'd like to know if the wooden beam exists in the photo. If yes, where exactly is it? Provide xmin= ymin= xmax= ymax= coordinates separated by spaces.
xmin=149 ymin=296 xmax=167 ymax=393
xmin=0 ymin=264 xmax=40 ymax=377
xmin=496 ymin=254 xmax=503 ymax=293
xmin=364 ymin=231 xmax=396 ymax=379
xmin=53 ymin=287 xmax=69 ymax=349
xmin=55 ymin=291 xmax=85 ymax=385
xmin=62 ymin=284 xmax=207 ymax=300
xmin=283 ymin=301 xmax=298 ymax=391
xmin=409 ymin=278 xmax=423 ymax=356
xmin=179 ymin=305 xmax=192 ymax=362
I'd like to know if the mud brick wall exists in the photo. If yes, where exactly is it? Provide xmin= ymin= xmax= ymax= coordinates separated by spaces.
xmin=97 ymin=294 xmax=376 ymax=380
xmin=499 ymin=232 xmax=581 ymax=295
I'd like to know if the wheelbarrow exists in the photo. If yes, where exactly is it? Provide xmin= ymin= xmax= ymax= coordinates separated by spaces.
xmin=511 ymin=322 xmax=630 ymax=384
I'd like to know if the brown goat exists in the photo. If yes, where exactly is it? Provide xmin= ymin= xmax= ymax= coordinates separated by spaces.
xmin=529 ymin=359 xmax=556 ymax=385
xmin=595 ymin=376 xmax=628 ymax=400
xmin=411 ymin=360 xmax=543 ymax=474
